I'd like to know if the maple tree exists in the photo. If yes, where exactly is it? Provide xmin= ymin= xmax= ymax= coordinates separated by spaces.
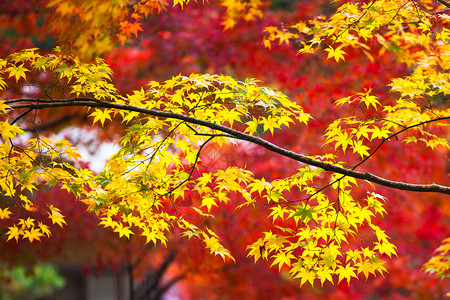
xmin=0 ymin=0 xmax=449 ymax=298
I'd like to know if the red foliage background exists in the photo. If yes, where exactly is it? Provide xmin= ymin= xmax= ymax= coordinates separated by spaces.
xmin=0 ymin=1 xmax=448 ymax=299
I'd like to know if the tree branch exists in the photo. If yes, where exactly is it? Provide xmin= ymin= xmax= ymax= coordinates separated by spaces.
xmin=436 ymin=0 xmax=450 ymax=8
xmin=136 ymin=250 xmax=177 ymax=300
xmin=6 ymin=98 xmax=450 ymax=194
xmin=352 ymin=117 xmax=449 ymax=170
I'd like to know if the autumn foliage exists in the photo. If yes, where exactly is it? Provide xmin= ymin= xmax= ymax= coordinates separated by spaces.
xmin=0 ymin=0 xmax=449 ymax=298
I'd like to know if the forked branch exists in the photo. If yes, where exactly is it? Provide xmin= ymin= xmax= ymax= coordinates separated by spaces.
xmin=6 ymin=97 xmax=450 ymax=195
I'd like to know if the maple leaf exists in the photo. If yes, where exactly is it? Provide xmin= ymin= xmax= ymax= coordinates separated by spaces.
xmin=89 ymin=108 xmax=112 ymax=126
xmin=48 ymin=205 xmax=67 ymax=227
xmin=370 ymin=126 xmax=391 ymax=140
xmin=269 ymin=205 xmax=288 ymax=222
xmin=197 ymin=173 xmax=212 ymax=187
xmin=317 ymin=267 xmax=334 ymax=286
xmin=246 ymin=238 xmax=266 ymax=262
xmin=180 ymin=221 xmax=202 ymax=241
xmin=23 ymin=228 xmax=44 ymax=242
xmin=277 ymin=31 xmax=293 ymax=45
xmin=18 ymin=217 xmax=35 ymax=228
xmin=114 ymin=223 xmax=135 ymax=239
xmin=262 ymin=115 xmax=282 ymax=135
xmin=293 ymin=267 xmax=316 ymax=287
xmin=325 ymin=45 xmax=346 ymax=62
xmin=173 ymin=0 xmax=189 ymax=8
xmin=351 ymin=140 xmax=371 ymax=158
xmin=201 ymin=196 xmax=218 ymax=212
xmin=221 ymin=18 xmax=237 ymax=30
xmin=374 ymin=241 xmax=398 ymax=258
xmin=6 ymin=225 xmax=21 ymax=242
xmin=6 ymin=64 xmax=29 ymax=81
xmin=0 ymin=120 xmax=24 ymax=140
xmin=271 ymin=251 xmax=295 ymax=271
xmin=357 ymin=260 xmax=375 ymax=279
xmin=357 ymin=207 xmax=374 ymax=223
xmin=292 ymin=205 xmax=315 ymax=223
xmin=0 ymin=207 xmax=12 ymax=219
xmin=244 ymin=117 xmax=259 ymax=135
xmin=248 ymin=178 xmax=272 ymax=195
xmin=120 ymin=20 xmax=143 ymax=38
xmin=39 ymin=222 xmax=52 ymax=238
xmin=361 ymin=93 xmax=380 ymax=109
xmin=336 ymin=265 xmax=358 ymax=285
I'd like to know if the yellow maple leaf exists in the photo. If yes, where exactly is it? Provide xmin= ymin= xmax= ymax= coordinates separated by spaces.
xmin=336 ymin=265 xmax=358 ymax=285
xmin=244 ymin=117 xmax=259 ymax=135
xmin=6 ymin=64 xmax=29 ymax=82
xmin=0 ymin=120 xmax=24 ymax=140
xmin=0 ymin=207 xmax=12 ymax=219
xmin=325 ymin=45 xmax=346 ymax=62
xmin=317 ymin=268 xmax=334 ymax=286
xmin=221 ymin=18 xmax=237 ymax=30
xmin=89 ymin=108 xmax=112 ymax=126
xmin=39 ymin=222 xmax=52 ymax=238
xmin=374 ymin=241 xmax=398 ymax=258
xmin=114 ymin=224 xmax=134 ymax=239
xmin=18 ymin=217 xmax=35 ymax=228
xmin=48 ymin=205 xmax=67 ymax=227
xmin=357 ymin=260 xmax=375 ymax=279
xmin=6 ymin=225 xmax=21 ymax=242
xmin=201 ymin=196 xmax=218 ymax=212
xmin=294 ymin=267 xmax=316 ymax=287
xmin=351 ymin=140 xmax=371 ymax=158
xmin=23 ymin=228 xmax=43 ymax=242
xmin=173 ymin=0 xmax=189 ymax=8
xmin=271 ymin=251 xmax=295 ymax=271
